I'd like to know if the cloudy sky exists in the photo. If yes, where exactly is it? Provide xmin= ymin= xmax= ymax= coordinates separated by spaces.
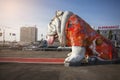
xmin=0 ymin=0 xmax=120 ymax=41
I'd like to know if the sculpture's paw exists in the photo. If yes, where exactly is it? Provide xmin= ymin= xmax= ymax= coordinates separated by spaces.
xmin=64 ymin=55 xmax=83 ymax=63
xmin=64 ymin=55 xmax=83 ymax=66
xmin=67 ymin=52 xmax=72 ymax=57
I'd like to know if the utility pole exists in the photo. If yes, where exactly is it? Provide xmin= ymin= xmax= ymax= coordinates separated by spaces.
xmin=0 ymin=26 xmax=6 ymax=47
xmin=3 ymin=28 xmax=5 ymax=47
xmin=0 ymin=25 xmax=18 ymax=46
xmin=1 ymin=26 xmax=10 ymax=47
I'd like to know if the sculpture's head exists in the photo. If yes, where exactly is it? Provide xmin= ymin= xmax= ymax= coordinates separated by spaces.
xmin=47 ymin=10 xmax=73 ymax=45
xmin=47 ymin=10 xmax=64 ymax=44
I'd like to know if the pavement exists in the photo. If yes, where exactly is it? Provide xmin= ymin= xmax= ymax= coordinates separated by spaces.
xmin=0 ymin=49 xmax=120 ymax=80
xmin=0 ymin=63 xmax=120 ymax=80
xmin=0 ymin=49 xmax=69 ymax=58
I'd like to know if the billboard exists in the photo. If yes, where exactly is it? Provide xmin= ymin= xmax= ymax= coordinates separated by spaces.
xmin=98 ymin=25 xmax=119 ymax=30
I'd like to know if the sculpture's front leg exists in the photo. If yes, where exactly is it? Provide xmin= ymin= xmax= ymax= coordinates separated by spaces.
xmin=64 ymin=46 xmax=86 ymax=63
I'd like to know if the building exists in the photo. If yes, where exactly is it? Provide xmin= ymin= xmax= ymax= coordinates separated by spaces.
xmin=95 ymin=25 xmax=120 ymax=47
xmin=20 ymin=26 xmax=37 ymax=43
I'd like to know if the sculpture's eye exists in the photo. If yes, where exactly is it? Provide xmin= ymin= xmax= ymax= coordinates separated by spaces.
xmin=96 ymin=38 xmax=103 ymax=45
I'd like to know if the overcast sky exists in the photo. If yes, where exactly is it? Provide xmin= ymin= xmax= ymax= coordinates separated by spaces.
xmin=0 ymin=0 xmax=120 ymax=41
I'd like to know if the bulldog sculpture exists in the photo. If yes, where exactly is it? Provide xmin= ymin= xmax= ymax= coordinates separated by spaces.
xmin=47 ymin=10 xmax=118 ymax=64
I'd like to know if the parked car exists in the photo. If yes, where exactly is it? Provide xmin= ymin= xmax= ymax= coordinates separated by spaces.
xmin=22 ymin=40 xmax=48 ymax=51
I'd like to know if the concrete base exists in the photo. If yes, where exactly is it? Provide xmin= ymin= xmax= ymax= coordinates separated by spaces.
xmin=64 ymin=62 xmax=82 ymax=67
xmin=64 ymin=57 xmax=120 ymax=67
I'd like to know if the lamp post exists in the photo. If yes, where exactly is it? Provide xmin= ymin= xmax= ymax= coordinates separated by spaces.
xmin=3 ymin=28 xmax=5 ymax=47
xmin=1 ymin=26 xmax=6 ymax=47
xmin=0 ymin=26 xmax=9 ymax=47
xmin=0 ymin=28 xmax=2 ymax=36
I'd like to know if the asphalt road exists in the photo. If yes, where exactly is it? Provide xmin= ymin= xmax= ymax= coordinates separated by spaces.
xmin=0 ymin=49 xmax=120 ymax=80
xmin=0 ymin=63 xmax=120 ymax=80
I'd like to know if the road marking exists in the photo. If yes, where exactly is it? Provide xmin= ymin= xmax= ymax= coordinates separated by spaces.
xmin=0 ymin=57 xmax=64 ymax=64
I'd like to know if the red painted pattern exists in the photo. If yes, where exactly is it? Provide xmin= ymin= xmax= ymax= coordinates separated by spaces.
xmin=0 ymin=57 xmax=64 ymax=64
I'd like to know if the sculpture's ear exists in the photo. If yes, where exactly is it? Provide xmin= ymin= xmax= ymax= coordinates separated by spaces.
xmin=56 ymin=10 xmax=64 ymax=17
xmin=54 ymin=17 xmax=61 ymax=35
xmin=47 ymin=22 xmax=56 ymax=36
xmin=61 ymin=11 xmax=73 ymax=40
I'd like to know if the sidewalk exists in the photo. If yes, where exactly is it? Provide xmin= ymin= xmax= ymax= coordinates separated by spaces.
xmin=0 ymin=63 xmax=120 ymax=80
xmin=0 ymin=49 xmax=69 ymax=58
xmin=0 ymin=49 xmax=69 ymax=64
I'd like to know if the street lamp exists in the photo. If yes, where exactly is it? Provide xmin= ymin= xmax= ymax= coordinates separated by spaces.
xmin=0 ymin=26 xmax=6 ymax=47
xmin=0 ymin=26 xmax=10 ymax=46
xmin=0 ymin=28 xmax=2 ymax=36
